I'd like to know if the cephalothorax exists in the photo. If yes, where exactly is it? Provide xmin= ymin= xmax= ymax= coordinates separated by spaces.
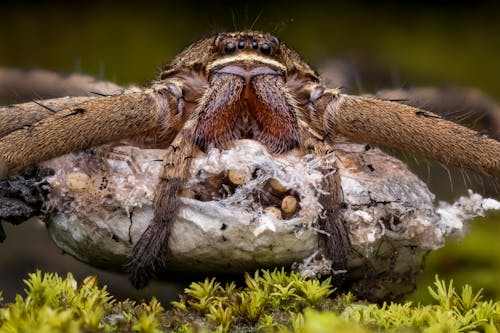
xmin=0 ymin=31 xmax=499 ymax=288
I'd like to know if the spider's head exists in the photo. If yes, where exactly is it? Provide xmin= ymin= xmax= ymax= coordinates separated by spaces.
xmin=163 ymin=31 xmax=317 ymax=83
xmin=207 ymin=31 xmax=286 ymax=80
xmin=214 ymin=31 xmax=280 ymax=56
xmin=162 ymin=31 xmax=320 ymax=154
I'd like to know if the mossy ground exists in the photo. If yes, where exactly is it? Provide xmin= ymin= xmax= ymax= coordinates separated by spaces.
xmin=1 ymin=269 xmax=499 ymax=333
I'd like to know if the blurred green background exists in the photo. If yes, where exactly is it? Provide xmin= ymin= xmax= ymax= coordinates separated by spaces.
xmin=0 ymin=0 xmax=499 ymax=305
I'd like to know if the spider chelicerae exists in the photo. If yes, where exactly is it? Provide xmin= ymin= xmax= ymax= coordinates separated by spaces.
xmin=0 ymin=31 xmax=499 ymax=288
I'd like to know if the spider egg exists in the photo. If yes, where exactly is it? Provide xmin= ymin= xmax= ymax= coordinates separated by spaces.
xmin=269 ymin=178 xmax=288 ymax=194
xmin=227 ymin=168 xmax=249 ymax=186
xmin=281 ymin=195 xmax=298 ymax=214
xmin=66 ymin=172 xmax=90 ymax=192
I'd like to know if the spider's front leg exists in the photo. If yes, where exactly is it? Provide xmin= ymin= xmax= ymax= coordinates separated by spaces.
xmin=303 ymin=137 xmax=349 ymax=280
xmin=128 ymin=73 xmax=245 ymax=288
xmin=0 ymin=96 xmax=100 ymax=138
xmin=0 ymin=86 xmax=186 ymax=179
xmin=306 ymin=86 xmax=500 ymax=178
xmin=127 ymin=121 xmax=196 ymax=288
xmin=0 ymin=82 xmax=190 ymax=250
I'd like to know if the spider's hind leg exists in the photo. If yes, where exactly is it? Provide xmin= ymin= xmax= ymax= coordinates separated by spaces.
xmin=127 ymin=120 xmax=196 ymax=288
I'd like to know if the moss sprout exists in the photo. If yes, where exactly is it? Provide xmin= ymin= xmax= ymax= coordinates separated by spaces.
xmin=0 ymin=270 xmax=499 ymax=332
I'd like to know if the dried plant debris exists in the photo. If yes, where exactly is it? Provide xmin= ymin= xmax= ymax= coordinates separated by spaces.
xmin=2 ymin=140 xmax=499 ymax=299
xmin=0 ymin=166 xmax=53 ymax=241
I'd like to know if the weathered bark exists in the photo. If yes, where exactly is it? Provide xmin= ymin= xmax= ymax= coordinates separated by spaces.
xmin=0 ymin=167 xmax=52 ymax=242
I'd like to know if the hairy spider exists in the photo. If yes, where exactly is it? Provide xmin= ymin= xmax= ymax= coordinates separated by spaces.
xmin=0 ymin=31 xmax=499 ymax=288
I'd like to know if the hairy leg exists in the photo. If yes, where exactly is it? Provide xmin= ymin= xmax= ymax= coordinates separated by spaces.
xmin=302 ymin=137 xmax=350 ymax=281
xmin=0 ymin=86 xmax=184 ymax=178
xmin=128 ymin=120 xmax=196 ymax=288
xmin=0 ymin=96 xmax=97 ymax=137
xmin=308 ymin=89 xmax=500 ymax=179
xmin=374 ymin=87 xmax=500 ymax=139
xmin=318 ymin=60 xmax=500 ymax=139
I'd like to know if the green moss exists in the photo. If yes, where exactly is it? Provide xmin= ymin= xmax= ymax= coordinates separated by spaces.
xmin=0 ymin=270 xmax=499 ymax=333
xmin=411 ymin=213 xmax=500 ymax=304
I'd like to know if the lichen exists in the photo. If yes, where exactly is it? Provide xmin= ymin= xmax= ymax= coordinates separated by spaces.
xmin=1 ymin=270 xmax=499 ymax=333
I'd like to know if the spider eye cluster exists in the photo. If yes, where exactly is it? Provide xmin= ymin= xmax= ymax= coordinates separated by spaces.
xmin=223 ymin=40 xmax=273 ymax=55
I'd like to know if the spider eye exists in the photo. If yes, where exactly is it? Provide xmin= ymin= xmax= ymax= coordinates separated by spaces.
xmin=260 ymin=43 xmax=271 ymax=55
xmin=237 ymin=41 xmax=245 ymax=49
xmin=251 ymin=41 xmax=259 ymax=49
xmin=269 ymin=35 xmax=279 ymax=45
xmin=224 ymin=42 xmax=236 ymax=54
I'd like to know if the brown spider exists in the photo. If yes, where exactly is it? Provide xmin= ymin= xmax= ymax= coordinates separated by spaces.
xmin=0 ymin=31 xmax=499 ymax=288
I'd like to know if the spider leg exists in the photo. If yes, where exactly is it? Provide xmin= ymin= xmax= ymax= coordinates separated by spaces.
xmin=127 ymin=120 xmax=196 ymax=288
xmin=0 ymin=96 xmax=97 ymax=137
xmin=0 ymin=86 xmax=184 ymax=179
xmin=310 ymin=88 xmax=500 ymax=178
xmin=93 ymin=145 xmax=144 ymax=175
xmin=373 ymin=87 xmax=500 ymax=139
xmin=303 ymin=137 xmax=350 ymax=282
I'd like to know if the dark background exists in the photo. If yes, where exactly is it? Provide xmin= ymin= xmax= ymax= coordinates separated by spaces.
xmin=1 ymin=0 xmax=499 ymax=304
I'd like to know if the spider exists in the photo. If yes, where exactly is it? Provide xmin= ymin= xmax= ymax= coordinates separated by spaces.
xmin=0 ymin=31 xmax=499 ymax=289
